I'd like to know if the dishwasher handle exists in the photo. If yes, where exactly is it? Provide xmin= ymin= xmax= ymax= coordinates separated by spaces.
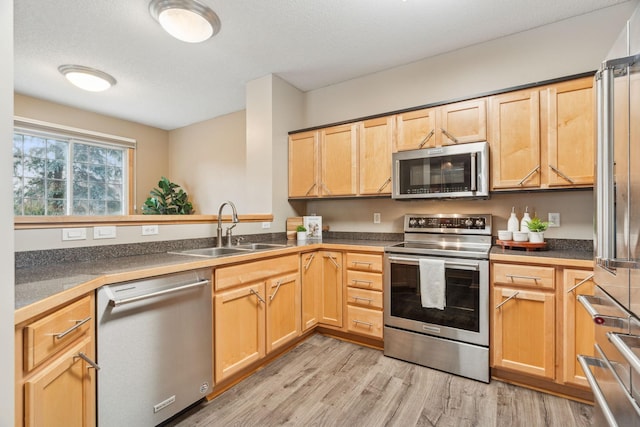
xmin=108 ymin=279 xmax=210 ymax=307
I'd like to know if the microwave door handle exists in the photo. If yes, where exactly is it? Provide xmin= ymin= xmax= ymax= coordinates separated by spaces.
xmin=470 ymin=152 xmax=477 ymax=191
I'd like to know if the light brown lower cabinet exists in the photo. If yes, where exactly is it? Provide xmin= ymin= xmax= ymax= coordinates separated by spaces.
xmin=24 ymin=337 xmax=96 ymax=427
xmin=16 ymin=294 xmax=97 ymax=427
xmin=214 ymin=255 xmax=301 ymax=382
xmin=301 ymin=252 xmax=321 ymax=331
xmin=319 ymin=251 xmax=343 ymax=327
xmin=491 ymin=259 xmax=594 ymax=401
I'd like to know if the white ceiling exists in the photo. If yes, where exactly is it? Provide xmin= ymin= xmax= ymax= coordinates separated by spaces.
xmin=14 ymin=0 xmax=631 ymax=130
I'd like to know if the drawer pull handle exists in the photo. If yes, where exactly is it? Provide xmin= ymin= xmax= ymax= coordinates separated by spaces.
xmin=353 ymin=319 xmax=374 ymax=328
xmin=352 ymin=279 xmax=373 ymax=286
xmin=353 ymin=296 xmax=374 ymax=304
xmin=518 ymin=165 xmax=540 ymax=186
xmin=566 ymin=274 xmax=594 ymax=294
xmin=76 ymin=352 xmax=100 ymax=371
xmin=250 ymin=288 xmax=266 ymax=304
xmin=496 ymin=291 xmax=520 ymax=310
xmin=418 ymin=129 xmax=435 ymax=149
xmin=352 ymin=261 xmax=373 ymax=267
xmin=506 ymin=274 xmax=541 ymax=282
xmin=54 ymin=316 xmax=91 ymax=340
xmin=440 ymin=128 xmax=459 ymax=144
xmin=549 ymin=164 xmax=575 ymax=184
xmin=377 ymin=177 xmax=392 ymax=193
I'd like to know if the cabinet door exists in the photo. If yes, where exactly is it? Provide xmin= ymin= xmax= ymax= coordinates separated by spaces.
xmin=320 ymin=124 xmax=358 ymax=196
xmin=288 ymin=131 xmax=319 ymax=198
xmin=395 ymin=108 xmax=437 ymax=151
xmin=542 ymin=78 xmax=595 ymax=187
xmin=320 ymin=252 xmax=343 ymax=327
xmin=493 ymin=288 xmax=555 ymax=379
xmin=359 ymin=117 xmax=393 ymax=195
xmin=489 ymin=89 xmax=541 ymax=189
xmin=563 ymin=269 xmax=595 ymax=388
xmin=24 ymin=337 xmax=95 ymax=427
xmin=214 ymin=283 xmax=266 ymax=381
xmin=439 ymin=98 xmax=487 ymax=145
xmin=301 ymin=252 xmax=321 ymax=331
xmin=266 ymin=272 xmax=301 ymax=353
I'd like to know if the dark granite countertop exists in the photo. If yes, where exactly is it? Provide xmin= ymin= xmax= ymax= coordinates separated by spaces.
xmin=490 ymin=246 xmax=594 ymax=261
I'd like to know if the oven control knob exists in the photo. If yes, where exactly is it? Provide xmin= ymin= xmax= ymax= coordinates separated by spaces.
xmin=464 ymin=219 xmax=473 ymax=227
xmin=475 ymin=218 xmax=485 ymax=227
xmin=409 ymin=218 xmax=417 ymax=226
xmin=418 ymin=218 xmax=426 ymax=226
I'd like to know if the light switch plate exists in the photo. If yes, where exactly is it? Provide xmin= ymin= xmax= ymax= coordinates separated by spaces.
xmin=94 ymin=226 xmax=117 ymax=239
xmin=62 ymin=228 xmax=87 ymax=241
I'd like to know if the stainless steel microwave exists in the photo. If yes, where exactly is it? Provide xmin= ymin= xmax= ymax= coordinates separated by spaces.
xmin=392 ymin=141 xmax=489 ymax=199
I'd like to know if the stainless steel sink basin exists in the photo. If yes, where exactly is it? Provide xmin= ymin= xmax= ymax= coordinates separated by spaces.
xmin=169 ymin=247 xmax=252 ymax=258
xmin=169 ymin=243 xmax=287 ymax=258
xmin=236 ymin=243 xmax=287 ymax=250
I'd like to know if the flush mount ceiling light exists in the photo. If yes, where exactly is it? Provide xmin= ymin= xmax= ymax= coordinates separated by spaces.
xmin=149 ymin=0 xmax=221 ymax=43
xmin=58 ymin=65 xmax=117 ymax=92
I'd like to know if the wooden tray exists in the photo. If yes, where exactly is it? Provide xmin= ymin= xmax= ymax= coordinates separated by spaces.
xmin=496 ymin=239 xmax=547 ymax=251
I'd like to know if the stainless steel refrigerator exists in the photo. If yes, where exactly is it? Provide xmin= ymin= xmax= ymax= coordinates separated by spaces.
xmin=578 ymin=4 xmax=640 ymax=426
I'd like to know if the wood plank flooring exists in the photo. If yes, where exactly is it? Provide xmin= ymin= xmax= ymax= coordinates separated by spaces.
xmin=165 ymin=335 xmax=593 ymax=427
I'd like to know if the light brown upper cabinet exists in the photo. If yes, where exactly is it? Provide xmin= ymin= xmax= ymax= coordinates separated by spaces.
xmin=395 ymin=98 xmax=487 ymax=151
xmin=288 ymin=130 xmax=319 ymax=198
xmin=320 ymin=123 xmax=358 ymax=197
xmin=490 ymin=76 xmax=594 ymax=190
xmin=359 ymin=117 xmax=394 ymax=196
xmin=541 ymin=77 xmax=595 ymax=188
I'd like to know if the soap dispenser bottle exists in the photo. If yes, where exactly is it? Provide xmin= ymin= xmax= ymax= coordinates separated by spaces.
xmin=520 ymin=206 xmax=531 ymax=232
xmin=507 ymin=207 xmax=519 ymax=232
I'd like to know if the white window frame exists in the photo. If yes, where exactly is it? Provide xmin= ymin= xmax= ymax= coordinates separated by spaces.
xmin=13 ymin=116 xmax=136 ymax=216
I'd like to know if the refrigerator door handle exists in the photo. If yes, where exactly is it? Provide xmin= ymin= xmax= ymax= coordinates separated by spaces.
xmin=577 ymin=294 xmax=629 ymax=329
xmin=577 ymin=355 xmax=619 ymax=427
xmin=607 ymin=332 xmax=640 ymax=376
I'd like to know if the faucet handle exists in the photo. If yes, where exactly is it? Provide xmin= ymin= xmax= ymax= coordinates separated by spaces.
xmin=234 ymin=236 xmax=245 ymax=246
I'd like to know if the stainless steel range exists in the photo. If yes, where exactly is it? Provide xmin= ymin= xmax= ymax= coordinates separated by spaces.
xmin=384 ymin=213 xmax=491 ymax=383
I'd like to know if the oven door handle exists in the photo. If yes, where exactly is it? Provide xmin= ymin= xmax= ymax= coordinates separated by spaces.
xmin=387 ymin=256 xmax=480 ymax=271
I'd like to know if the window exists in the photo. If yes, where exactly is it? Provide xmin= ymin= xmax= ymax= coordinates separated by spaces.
xmin=12 ymin=117 xmax=135 ymax=216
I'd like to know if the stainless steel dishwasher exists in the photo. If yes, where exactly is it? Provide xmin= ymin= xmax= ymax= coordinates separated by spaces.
xmin=96 ymin=268 xmax=213 ymax=426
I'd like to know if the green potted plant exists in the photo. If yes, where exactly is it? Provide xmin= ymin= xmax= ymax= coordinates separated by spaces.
xmin=526 ymin=217 xmax=550 ymax=243
xmin=142 ymin=176 xmax=194 ymax=215
xmin=296 ymin=225 xmax=307 ymax=241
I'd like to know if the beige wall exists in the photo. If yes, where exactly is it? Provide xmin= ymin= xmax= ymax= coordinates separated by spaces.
xmin=14 ymin=94 xmax=170 ymax=212
xmin=2 ymin=0 xmax=14 ymax=423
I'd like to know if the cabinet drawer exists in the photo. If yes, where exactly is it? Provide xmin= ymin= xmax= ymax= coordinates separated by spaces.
xmin=24 ymin=296 xmax=92 ymax=371
xmin=346 ymin=253 xmax=383 ymax=273
xmin=346 ymin=270 xmax=383 ymax=291
xmin=347 ymin=306 xmax=383 ymax=338
xmin=347 ymin=287 xmax=383 ymax=310
xmin=216 ymin=254 xmax=298 ymax=290
xmin=493 ymin=263 xmax=555 ymax=290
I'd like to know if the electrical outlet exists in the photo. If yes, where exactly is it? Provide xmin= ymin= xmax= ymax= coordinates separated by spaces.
xmin=142 ymin=225 xmax=159 ymax=235
xmin=262 ymin=222 xmax=271 ymax=229
xmin=548 ymin=213 xmax=560 ymax=227
xmin=373 ymin=213 xmax=381 ymax=224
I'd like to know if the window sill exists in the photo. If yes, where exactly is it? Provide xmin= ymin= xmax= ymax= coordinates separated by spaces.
xmin=14 ymin=214 xmax=274 ymax=230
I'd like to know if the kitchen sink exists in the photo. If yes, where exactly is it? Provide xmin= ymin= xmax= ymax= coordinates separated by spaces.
xmin=169 ymin=247 xmax=252 ymax=258
xmin=169 ymin=243 xmax=287 ymax=258
xmin=235 ymin=243 xmax=287 ymax=250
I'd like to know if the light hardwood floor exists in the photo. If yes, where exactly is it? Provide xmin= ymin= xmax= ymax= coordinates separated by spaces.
xmin=166 ymin=334 xmax=592 ymax=427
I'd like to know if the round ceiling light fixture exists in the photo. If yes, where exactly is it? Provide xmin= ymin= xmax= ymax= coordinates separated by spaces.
xmin=58 ymin=65 xmax=117 ymax=92
xmin=149 ymin=0 xmax=221 ymax=43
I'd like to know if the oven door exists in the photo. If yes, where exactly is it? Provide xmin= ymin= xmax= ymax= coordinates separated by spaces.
xmin=384 ymin=252 xmax=488 ymax=346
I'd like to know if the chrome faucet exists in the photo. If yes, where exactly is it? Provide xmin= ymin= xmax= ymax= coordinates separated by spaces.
xmin=216 ymin=201 xmax=239 ymax=247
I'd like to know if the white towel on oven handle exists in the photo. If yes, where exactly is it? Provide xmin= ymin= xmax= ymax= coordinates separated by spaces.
xmin=419 ymin=258 xmax=446 ymax=310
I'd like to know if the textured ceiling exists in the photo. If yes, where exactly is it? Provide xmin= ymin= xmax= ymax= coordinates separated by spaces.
xmin=14 ymin=0 xmax=631 ymax=130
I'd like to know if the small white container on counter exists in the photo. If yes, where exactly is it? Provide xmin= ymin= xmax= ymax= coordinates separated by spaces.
xmin=498 ymin=230 xmax=513 ymax=241
xmin=512 ymin=231 xmax=529 ymax=242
